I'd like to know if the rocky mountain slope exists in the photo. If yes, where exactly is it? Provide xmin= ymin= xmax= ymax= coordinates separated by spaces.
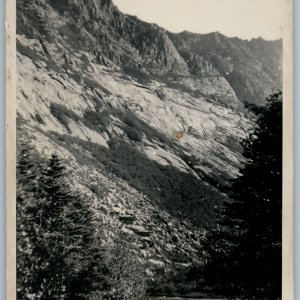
xmin=16 ymin=0 xmax=282 ymax=277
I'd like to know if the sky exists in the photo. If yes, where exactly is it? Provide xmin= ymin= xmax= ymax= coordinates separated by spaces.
xmin=113 ymin=0 xmax=288 ymax=40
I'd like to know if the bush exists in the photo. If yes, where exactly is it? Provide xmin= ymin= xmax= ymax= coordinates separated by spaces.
xmin=104 ymin=236 xmax=147 ymax=300
xmin=83 ymin=109 xmax=111 ymax=133
xmin=124 ymin=126 xmax=143 ymax=142
xmin=34 ymin=113 xmax=45 ymax=125
xmin=50 ymin=103 xmax=80 ymax=133
xmin=147 ymin=264 xmax=204 ymax=297
xmin=83 ymin=77 xmax=112 ymax=95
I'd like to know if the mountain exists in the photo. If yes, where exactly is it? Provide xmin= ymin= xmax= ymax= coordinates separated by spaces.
xmin=17 ymin=0 xmax=282 ymax=107
xmin=16 ymin=0 xmax=282 ymax=277
xmin=170 ymin=31 xmax=282 ymax=105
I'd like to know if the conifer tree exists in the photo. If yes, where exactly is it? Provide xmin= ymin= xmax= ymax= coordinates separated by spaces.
xmin=204 ymin=92 xmax=282 ymax=299
xmin=17 ymin=152 xmax=107 ymax=299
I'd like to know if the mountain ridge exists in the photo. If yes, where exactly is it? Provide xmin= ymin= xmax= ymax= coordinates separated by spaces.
xmin=17 ymin=0 xmax=282 ymax=107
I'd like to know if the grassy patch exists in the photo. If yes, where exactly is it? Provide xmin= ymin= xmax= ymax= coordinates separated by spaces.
xmin=224 ymin=134 xmax=244 ymax=154
xmin=83 ymin=107 xmax=175 ymax=148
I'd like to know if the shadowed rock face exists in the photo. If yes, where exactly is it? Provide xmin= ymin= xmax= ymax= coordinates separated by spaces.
xmin=16 ymin=0 xmax=282 ymax=272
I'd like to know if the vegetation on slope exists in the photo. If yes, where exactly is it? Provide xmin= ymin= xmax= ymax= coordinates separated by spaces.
xmin=44 ymin=132 xmax=227 ymax=228
xmin=17 ymin=145 xmax=146 ymax=299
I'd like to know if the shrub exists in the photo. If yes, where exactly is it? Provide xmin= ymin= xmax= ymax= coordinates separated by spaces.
xmin=104 ymin=236 xmax=147 ymax=300
xmin=83 ymin=109 xmax=111 ymax=133
xmin=50 ymin=103 xmax=80 ymax=133
xmin=17 ymin=41 xmax=45 ymax=62
xmin=124 ymin=126 xmax=143 ymax=142
xmin=83 ymin=77 xmax=112 ymax=95
xmin=122 ymin=111 xmax=174 ymax=148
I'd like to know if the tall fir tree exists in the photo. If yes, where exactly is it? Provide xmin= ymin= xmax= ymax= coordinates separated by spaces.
xmin=17 ymin=152 xmax=107 ymax=299
xmin=204 ymin=92 xmax=282 ymax=299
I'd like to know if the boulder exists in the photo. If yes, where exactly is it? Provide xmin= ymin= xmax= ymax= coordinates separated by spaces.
xmin=127 ymin=225 xmax=151 ymax=237
xmin=140 ymin=249 xmax=149 ymax=258
xmin=172 ymin=233 xmax=180 ymax=243
xmin=118 ymin=214 xmax=136 ymax=224
xmin=145 ymin=268 xmax=154 ymax=277
xmin=166 ymin=243 xmax=174 ymax=251
xmin=121 ymin=226 xmax=134 ymax=235
xmin=192 ymin=240 xmax=201 ymax=249
xmin=141 ymin=237 xmax=154 ymax=247
xmin=99 ymin=205 xmax=109 ymax=215
xmin=112 ymin=206 xmax=124 ymax=214
xmin=147 ymin=259 xmax=164 ymax=268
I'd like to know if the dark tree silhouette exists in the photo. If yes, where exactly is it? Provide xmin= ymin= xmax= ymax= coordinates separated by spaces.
xmin=204 ymin=92 xmax=282 ymax=299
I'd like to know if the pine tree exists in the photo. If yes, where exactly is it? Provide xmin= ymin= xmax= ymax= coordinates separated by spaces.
xmin=204 ymin=92 xmax=282 ymax=299
xmin=36 ymin=154 xmax=109 ymax=299
xmin=17 ymin=152 xmax=107 ymax=299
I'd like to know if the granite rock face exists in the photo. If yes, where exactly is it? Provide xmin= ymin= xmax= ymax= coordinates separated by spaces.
xmin=16 ymin=0 xmax=282 ymax=274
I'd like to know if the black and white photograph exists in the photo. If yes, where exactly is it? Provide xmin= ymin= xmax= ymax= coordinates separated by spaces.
xmin=10 ymin=0 xmax=292 ymax=299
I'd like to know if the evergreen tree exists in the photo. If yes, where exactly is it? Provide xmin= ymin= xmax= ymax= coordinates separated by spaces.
xmin=204 ymin=92 xmax=282 ymax=299
xmin=17 ymin=152 xmax=107 ymax=299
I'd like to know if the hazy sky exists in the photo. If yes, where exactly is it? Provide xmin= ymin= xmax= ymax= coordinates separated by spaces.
xmin=113 ymin=0 xmax=287 ymax=40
